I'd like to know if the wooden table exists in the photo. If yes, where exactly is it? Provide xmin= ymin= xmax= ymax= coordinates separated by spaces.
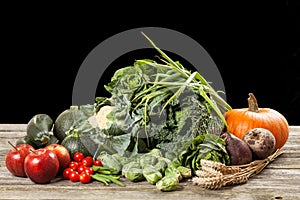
xmin=0 ymin=124 xmax=299 ymax=200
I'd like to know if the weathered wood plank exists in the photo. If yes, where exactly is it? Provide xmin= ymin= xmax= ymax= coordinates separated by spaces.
xmin=0 ymin=187 xmax=299 ymax=200
xmin=0 ymin=125 xmax=299 ymax=200
xmin=0 ymin=124 xmax=26 ymax=131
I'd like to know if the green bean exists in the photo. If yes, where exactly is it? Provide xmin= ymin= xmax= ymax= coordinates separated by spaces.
xmin=91 ymin=174 xmax=110 ymax=185
xmin=93 ymin=174 xmax=112 ymax=182
xmin=91 ymin=173 xmax=125 ymax=187
xmin=108 ymin=177 xmax=125 ymax=187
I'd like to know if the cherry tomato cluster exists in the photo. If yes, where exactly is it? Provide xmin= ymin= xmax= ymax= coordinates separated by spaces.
xmin=63 ymin=152 xmax=103 ymax=184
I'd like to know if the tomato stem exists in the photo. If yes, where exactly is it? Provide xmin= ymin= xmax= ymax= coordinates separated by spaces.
xmin=248 ymin=93 xmax=259 ymax=112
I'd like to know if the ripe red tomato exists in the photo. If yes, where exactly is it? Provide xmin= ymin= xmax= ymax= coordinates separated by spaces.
xmin=73 ymin=152 xmax=85 ymax=162
xmin=63 ymin=168 xmax=73 ymax=179
xmin=69 ymin=171 xmax=79 ymax=182
xmin=79 ymin=172 xmax=91 ymax=184
xmin=77 ymin=165 xmax=85 ymax=174
xmin=82 ymin=156 xmax=94 ymax=167
xmin=93 ymin=159 xmax=103 ymax=167
xmin=69 ymin=161 xmax=79 ymax=171
xmin=84 ymin=167 xmax=94 ymax=175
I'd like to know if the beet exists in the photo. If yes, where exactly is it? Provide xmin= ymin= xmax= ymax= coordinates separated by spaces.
xmin=243 ymin=128 xmax=276 ymax=160
xmin=220 ymin=132 xmax=253 ymax=165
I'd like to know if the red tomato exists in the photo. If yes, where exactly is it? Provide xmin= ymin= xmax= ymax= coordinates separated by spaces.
xmin=69 ymin=161 xmax=79 ymax=171
xmin=79 ymin=172 xmax=91 ymax=184
xmin=82 ymin=156 xmax=94 ymax=167
xmin=77 ymin=165 xmax=85 ymax=174
xmin=73 ymin=152 xmax=85 ymax=162
xmin=69 ymin=171 xmax=79 ymax=182
xmin=63 ymin=168 xmax=73 ymax=180
xmin=93 ymin=159 xmax=103 ymax=167
xmin=84 ymin=167 xmax=94 ymax=175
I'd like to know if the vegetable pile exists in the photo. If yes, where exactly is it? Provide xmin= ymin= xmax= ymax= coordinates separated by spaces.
xmin=11 ymin=32 xmax=289 ymax=191
xmin=91 ymin=33 xmax=231 ymax=158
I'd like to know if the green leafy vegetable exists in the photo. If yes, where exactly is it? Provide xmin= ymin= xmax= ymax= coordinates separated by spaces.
xmin=177 ymin=166 xmax=192 ymax=178
xmin=68 ymin=33 xmax=231 ymax=165
xmin=156 ymin=176 xmax=179 ymax=192
xmin=178 ymin=133 xmax=230 ymax=175
xmin=122 ymin=162 xmax=145 ymax=182
xmin=142 ymin=165 xmax=163 ymax=184
xmin=96 ymin=151 xmax=122 ymax=174
xmin=92 ymin=33 xmax=231 ymax=157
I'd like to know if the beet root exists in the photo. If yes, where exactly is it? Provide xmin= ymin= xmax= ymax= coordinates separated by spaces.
xmin=243 ymin=128 xmax=276 ymax=160
xmin=220 ymin=132 xmax=253 ymax=165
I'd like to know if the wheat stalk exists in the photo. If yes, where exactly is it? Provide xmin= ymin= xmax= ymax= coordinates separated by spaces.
xmin=192 ymin=149 xmax=283 ymax=189
xmin=192 ymin=176 xmax=224 ymax=189
xmin=200 ymin=159 xmax=242 ymax=175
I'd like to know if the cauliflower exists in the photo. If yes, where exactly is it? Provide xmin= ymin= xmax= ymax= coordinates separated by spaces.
xmin=95 ymin=105 xmax=113 ymax=130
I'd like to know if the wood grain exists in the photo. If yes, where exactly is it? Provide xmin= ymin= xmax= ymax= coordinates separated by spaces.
xmin=0 ymin=125 xmax=299 ymax=200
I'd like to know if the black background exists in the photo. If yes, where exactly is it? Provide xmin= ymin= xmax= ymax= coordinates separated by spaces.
xmin=1 ymin=2 xmax=299 ymax=125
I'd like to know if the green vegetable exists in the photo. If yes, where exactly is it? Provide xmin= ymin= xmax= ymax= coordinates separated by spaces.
xmin=126 ymin=169 xmax=144 ymax=182
xmin=156 ymin=176 xmax=179 ymax=192
xmin=91 ymin=33 xmax=231 ymax=158
xmin=123 ymin=165 xmax=145 ymax=182
xmin=168 ymin=158 xmax=181 ymax=169
xmin=178 ymin=133 xmax=230 ymax=175
xmin=46 ymin=134 xmax=59 ymax=145
xmin=15 ymin=135 xmax=38 ymax=148
xmin=164 ymin=165 xmax=182 ymax=181
xmin=154 ymin=157 xmax=170 ymax=174
xmin=53 ymin=105 xmax=93 ymax=142
xmin=91 ymin=174 xmax=124 ymax=186
xmin=91 ymin=166 xmax=125 ymax=186
xmin=142 ymin=165 xmax=163 ymax=184
xmin=92 ymin=165 xmax=119 ymax=175
xmin=121 ymin=161 xmax=140 ymax=176
xmin=96 ymin=151 xmax=122 ymax=174
xmin=26 ymin=114 xmax=53 ymax=148
xmin=139 ymin=154 xmax=158 ymax=169
xmin=177 ymin=166 xmax=192 ymax=179
xmin=61 ymin=129 xmax=92 ymax=158
xmin=154 ymin=158 xmax=190 ymax=192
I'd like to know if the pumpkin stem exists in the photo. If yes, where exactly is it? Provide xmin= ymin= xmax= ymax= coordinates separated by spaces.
xmin=248 ymin=93 xmax=259 ymax=112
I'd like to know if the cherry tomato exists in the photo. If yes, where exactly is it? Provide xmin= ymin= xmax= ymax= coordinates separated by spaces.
xmin=77 ymin=165 xmax=85 ymax=174
xmin=69 ymin=171 xmax=80 ymax=182
xmin=82 ymin=156 xmax=94 ymax=167
xmin=79 ymin=172 xmax=91 ymax=184
xmin=63 ymin=168 xmax=73 ymax=180
xmin=93 ymin=159 xmax=103 ymax=167
xmin=73 ymin=152 xmax=85 ymax=162
xmin=84 ymin=167 xmax=94 ymax=175
xmin=69 ymin=161 xmax=79 ymax=171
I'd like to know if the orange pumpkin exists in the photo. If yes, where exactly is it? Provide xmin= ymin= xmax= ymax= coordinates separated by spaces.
xmin=224 ymin=93 xmax=289 ymax=150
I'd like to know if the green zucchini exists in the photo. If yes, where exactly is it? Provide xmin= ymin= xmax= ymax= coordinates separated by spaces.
xmin=61 ymin=129 xmax=92 ymax=159
xmin=53 ymin=106 xmax=85 ymax=142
